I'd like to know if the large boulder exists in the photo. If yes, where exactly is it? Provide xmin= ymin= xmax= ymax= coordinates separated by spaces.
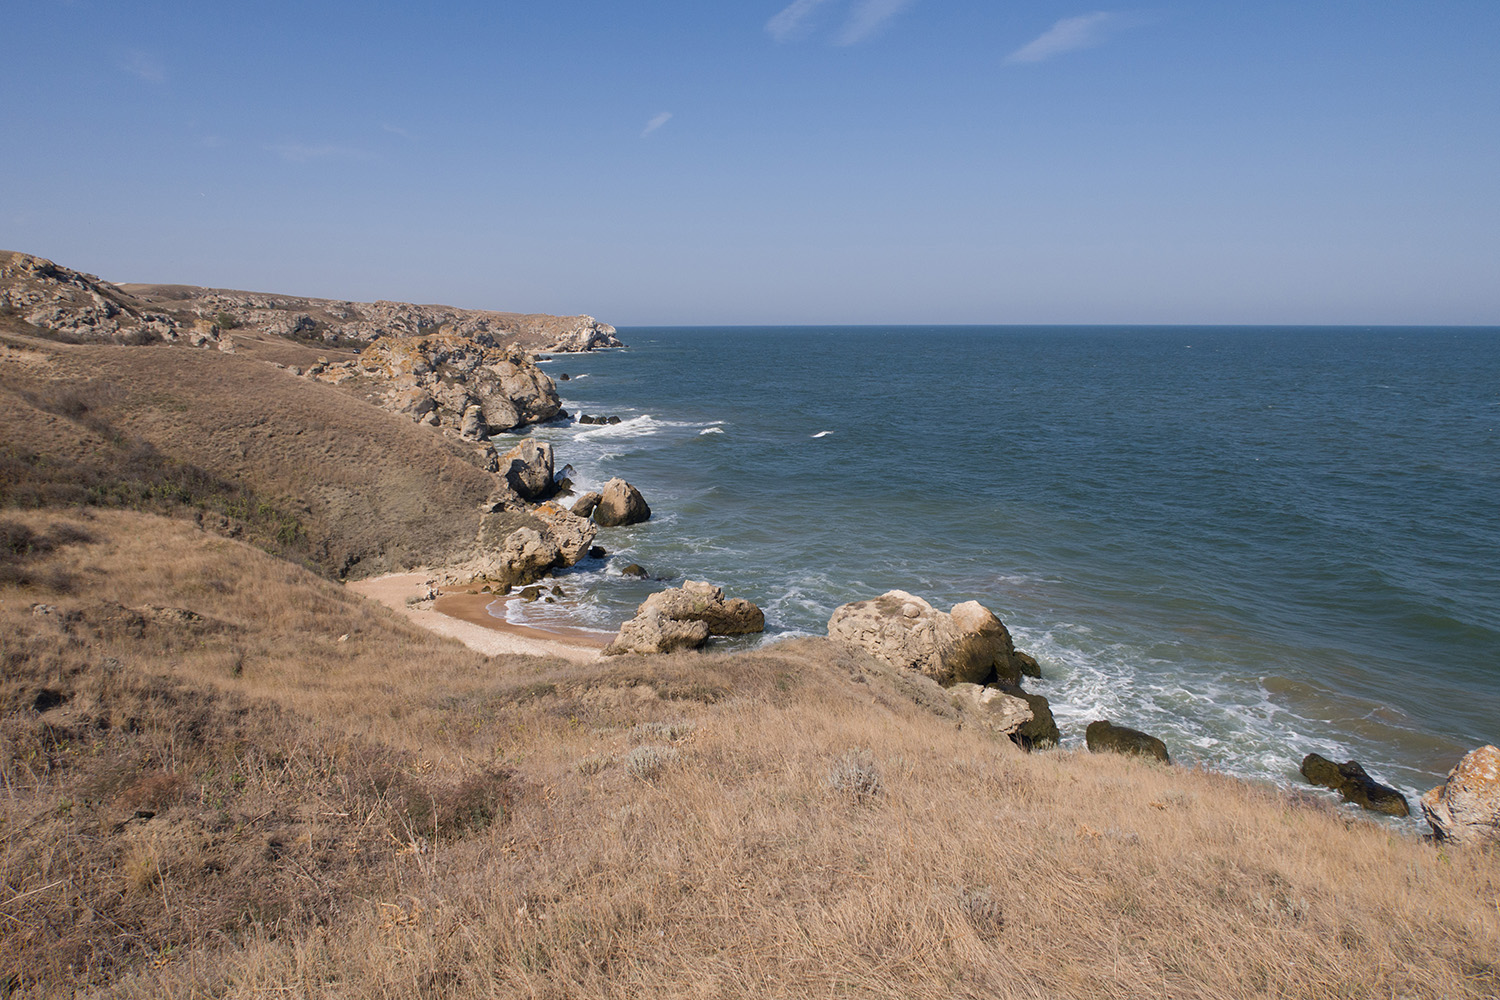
xmin=602 ymin=610 xmax=711 ymax=656
xmin=571 ymin=491 xmax=602 ymax=518
xmin=498 ymin=527 xmax=560 ymax=588
xmin=1421 ymin=745 xmax=1500 ymax=844
xmin=949 ymin=683 xmax=1033 ymax=737
xmin=500 ymin=439 xmax=555 ymax=500
xmin=1086 ymin=720 xmax=1170 ymax=764
xmin=1300 ymin=753 xmax=1410 ymax=817
xmin=603 ymin=580 xmax=765 ymax=656
xmin=1009 ymin=688 xmax=1060 ymax=750
xmin=593 ymin=478 xmax=651 ymax=527
xmin=640 ymin=580 xmax=766 ymax=635
xmin=531 ymin=502 xmax=597 ymax=565
xmin=826 ymin=591 xmax=1023 ymax=687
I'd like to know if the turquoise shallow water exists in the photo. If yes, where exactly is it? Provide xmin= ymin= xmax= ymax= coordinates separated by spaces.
xmin=505 ymin=326 xmax=1500 ymax=820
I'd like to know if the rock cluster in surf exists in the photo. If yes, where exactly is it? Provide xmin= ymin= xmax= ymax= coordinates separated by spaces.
xmin=827 ymin=590 xmax=1059 ymax=750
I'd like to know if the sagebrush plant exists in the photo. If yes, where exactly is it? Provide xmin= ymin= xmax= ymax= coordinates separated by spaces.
xmin=827 ymin=747 xmax=883 ymax=801
xmin=623 ymin=744 xmax=678 ymax=781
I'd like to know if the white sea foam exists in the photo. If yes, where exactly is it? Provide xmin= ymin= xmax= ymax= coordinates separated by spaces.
xmin=577 ymin=414 xmax=663 ymax=439
xmin=572 ymin=374 xmax=590 ymax=379
xmin=700 ymin=427 xmax=724 ymax=435
xmin=812 ymin=430 xmax=833 ymax=438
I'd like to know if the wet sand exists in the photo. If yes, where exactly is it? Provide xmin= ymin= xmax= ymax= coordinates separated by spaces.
xmin=347 ymin=572 xmax=606 ymax=663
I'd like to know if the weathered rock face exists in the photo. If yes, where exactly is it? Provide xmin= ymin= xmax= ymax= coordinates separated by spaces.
xmin=1421 ymin=745 xmax=1500 ymax=844
xmin=346 ymin=335 xmax=561 ymax=437
xmin=603 ymin=580 xmax=765 ymax=656
xmin=827 ymin=591 xmax=1056 ymax=750
xmin=827 ymin=591 xmax=1021 ymax=687
xmin=639 ymin=580 xmax=767 ymax=636
xmin=531 ymin=502 xmax=597 ymax=565
xmin=1085 ymin=720 xmax=1170 ymax=764
xmin=498 ymin=528 xmax=561 ymax=588
xmin=602 ymin=611 xmax=711 ymax=656
xmin=467 ymin=499 xmax=596 ymax=587
xmin=593 ymin=478 xmax=651 ymax=527
xmin=500 ymin=439 xmax=555 ymax=500
xmin=0 ymin=251 xmax=217 ymax=346
xmin=949 ymin=683 xmax=1033 ymax=737
xmin=1300 ymin=753 xmax=1410 ymax=817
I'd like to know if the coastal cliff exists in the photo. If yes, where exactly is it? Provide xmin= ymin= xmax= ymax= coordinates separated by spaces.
xmin=0 ymin=249 xmax=621 ymax=354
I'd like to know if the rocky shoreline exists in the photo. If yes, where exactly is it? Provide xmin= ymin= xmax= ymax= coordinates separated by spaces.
xmin=419 ymin=338 xmax=1500 ymax=847
xmin=7 ymin=247 xmax=1493 ymax=846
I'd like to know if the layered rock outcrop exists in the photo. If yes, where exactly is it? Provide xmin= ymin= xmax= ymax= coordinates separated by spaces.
xmin=827 ymin=591 xmax=1057 ymax=748
xmin=604 ymin=580 xmax=765 ymax=655
xmin=463 ymin=499 xmax=597 ymax=589
xmin=1421 ymin=745 xmax=1500 ymax=844
xmin=335 ymin=335 xmax=561 ymax=437
xmin=0 ymin=252 xmax=220 ymax=346
xmin=3 ymin=248 xmax=621 ymax=354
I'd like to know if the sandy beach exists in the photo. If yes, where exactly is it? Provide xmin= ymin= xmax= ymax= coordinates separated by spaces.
xmin=346 ymin=572 xmax=606 ymax=663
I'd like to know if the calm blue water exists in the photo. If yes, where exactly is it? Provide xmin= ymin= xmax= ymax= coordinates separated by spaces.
xmin=507 ymin=327 xmax=1500 ymax=816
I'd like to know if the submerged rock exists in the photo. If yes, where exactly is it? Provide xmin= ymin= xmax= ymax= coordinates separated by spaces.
xmin=1421 ymin=745 xmax=1500 ymax=844
xmin=1300 ymin=753 xmax=1410 ymax=817
xmin=1085 ymin=720 xmax=1170 ymax=763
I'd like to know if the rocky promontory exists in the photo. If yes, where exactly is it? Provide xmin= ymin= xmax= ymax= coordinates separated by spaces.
xmin=1 ymin=248 xmax=621 ymax=355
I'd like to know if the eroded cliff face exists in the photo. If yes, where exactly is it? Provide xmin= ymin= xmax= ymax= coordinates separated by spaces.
xmin=0 ymin=252 xmax=224 ymax=347
xmin=119 ymin=283 xmax=621 ymax=354
xmin=0 ymin=248 xmax=622 ymax=354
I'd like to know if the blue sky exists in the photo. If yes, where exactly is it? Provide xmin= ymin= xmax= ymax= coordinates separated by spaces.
xmin=4 ymin=1 xmax=1498 ymax=325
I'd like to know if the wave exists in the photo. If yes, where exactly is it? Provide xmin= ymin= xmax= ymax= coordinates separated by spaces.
xmin=812 ymin=430 xmax=833 ymax=438
xmin=700 ymin=427 xmax=724 ymax=435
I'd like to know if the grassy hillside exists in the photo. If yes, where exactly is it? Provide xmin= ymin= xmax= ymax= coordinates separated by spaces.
xmin=0 ymin=333 xmax=499 ymax=579
xmin=2 ymin=507 xmax=1497 ymax=998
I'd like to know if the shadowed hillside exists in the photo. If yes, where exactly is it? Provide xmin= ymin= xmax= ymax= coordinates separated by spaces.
xmin=0 ymin=333 xmax=499 ymax=579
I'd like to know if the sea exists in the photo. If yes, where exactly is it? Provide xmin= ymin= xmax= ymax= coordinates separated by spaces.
xmin=504 ymin=326 xmax=1500 ymax=823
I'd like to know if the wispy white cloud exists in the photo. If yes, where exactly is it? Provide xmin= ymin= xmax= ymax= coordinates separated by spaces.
xmin=1006 ymin=11 xmax=1126 ymax=64
xmin=382 ymin=123 xmax=413 ymax=140
xmin=267 ymin=142 xmax=371 ymax=163
xmin=120 ymin=49 xmax=165 ymax=82
xmin=835 ymin=0 xmax=915 ymax=46
xmin=641 ymin=111 xmax=673 ymax=138
xmin=766 ymin=0 xmax=835 ymax=43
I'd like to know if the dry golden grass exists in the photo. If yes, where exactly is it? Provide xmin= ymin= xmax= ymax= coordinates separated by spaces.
xmin=2 ymin=508 xmax=1497 ymax=998
xmin=0 ymin=334 xmax=499 ymax=578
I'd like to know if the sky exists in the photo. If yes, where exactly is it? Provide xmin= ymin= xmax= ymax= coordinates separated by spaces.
xmin=3 ymin=1 xmax=1498 ymax=325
